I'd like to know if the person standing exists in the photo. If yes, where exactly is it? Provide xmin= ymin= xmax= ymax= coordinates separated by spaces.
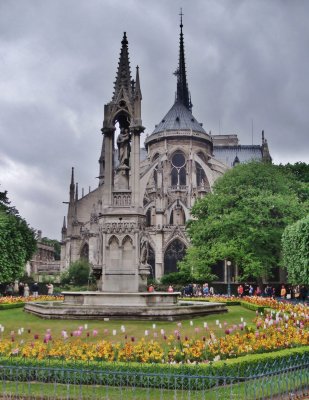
xmin=32 ymin=282 xmax=39 ymax=297
xmin=46 ymin=283 xmax=54 ymax=295
xmin=237 ymin=284 xmax=243 ymax=297
xmin=24 ymin=284 xmax=30 ymax=298
xmin=18 ymin=282 xmax=24 ymax=297
xmin=280 ymin=285 xmax=286 ymax=299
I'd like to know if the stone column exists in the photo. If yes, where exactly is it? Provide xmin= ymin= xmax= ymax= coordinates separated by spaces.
xmin=130 ymin=127 xmax=143 ymax=206
xmin=101 ymin=127 xmax=114 ymax=206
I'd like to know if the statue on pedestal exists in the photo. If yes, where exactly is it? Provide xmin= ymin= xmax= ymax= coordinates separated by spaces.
xmin=117 ymin=128 xmax=131 ymax=168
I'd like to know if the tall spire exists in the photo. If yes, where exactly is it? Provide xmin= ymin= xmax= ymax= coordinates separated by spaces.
xmin=69 ymin=167 xmax=75 ymax=203
xmin=174 ymin=9 xmax=192 ymax=111
xmin=112 ymin=32 xmax=132 ymax=101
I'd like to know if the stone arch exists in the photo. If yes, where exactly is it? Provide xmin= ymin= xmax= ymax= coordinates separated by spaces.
xmin=122 ymin=235 xmax=133 ymax=247
xmin=122 ymin=235 xmax=133 ymax=270
xmin=108 ymin=235 xmax=119 ymax=247
xmin=167 ymin=200 xmax=190 ymax=224
xmin=80 ymin=242 xmax=89 ymax=262
xmin=163 ymin=238 xmax=187 ymax=275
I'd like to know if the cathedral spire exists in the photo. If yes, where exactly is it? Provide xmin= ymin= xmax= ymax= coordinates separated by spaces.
xmin=112 ymin=32 xmax=132 ymax=101
xmin=174 ymin=10 xmax=192 ymax=111
xmin=69 ymin=167 xmax=75 ymax=203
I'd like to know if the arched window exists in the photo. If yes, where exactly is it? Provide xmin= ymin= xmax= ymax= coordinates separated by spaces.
xmin=81 ymin=243 xmax=89 ymax=262
xmin=195 ymin=162 xmax=207 ymax=186
xmin=164 ymin=239 xmax=186 ymax=274
xmin=146 ymin=208 xmax=152 ymax=227
xmin=171 ymin=152 xmax=186 ymax=187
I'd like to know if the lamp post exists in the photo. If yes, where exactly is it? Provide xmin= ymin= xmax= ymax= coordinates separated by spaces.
xmin=227 ymin=260 xmax=232 ymax=297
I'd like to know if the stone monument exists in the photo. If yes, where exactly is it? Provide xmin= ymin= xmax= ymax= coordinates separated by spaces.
xmin=25 ymin=33 xmax=226 ymax=320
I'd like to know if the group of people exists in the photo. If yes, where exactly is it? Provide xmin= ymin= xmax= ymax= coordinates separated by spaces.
xmin=182 ymin=283 xmax=214 ymax=297
xmin=3 ymin=281 xmax=54 ymax=297
xmin=236 ymin=283 xmax=308 ymax=302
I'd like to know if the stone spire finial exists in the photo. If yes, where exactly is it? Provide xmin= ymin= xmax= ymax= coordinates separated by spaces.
xmin=134 ymin=65 xmax=142 ymax=100
xmin=112 ymin=32 xmax=132 ymax=102
xmin=174 ymin=9 xmax=192 ymax=111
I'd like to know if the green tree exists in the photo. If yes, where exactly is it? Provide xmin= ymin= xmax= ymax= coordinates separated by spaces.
xmin=0 ymin=190 xmax=37 ymax=282
xmin=41 ymin=237 xmax=61 ymax=260
xmin=282 ymin=215 xmax=309 ymax=285
xmin=180 ymin=161 xmax=308 ymax=281
xmin=61 ymin=260 xmax=93 ymax=286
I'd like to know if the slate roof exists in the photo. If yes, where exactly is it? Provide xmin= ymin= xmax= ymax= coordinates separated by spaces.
xmin=151 ymin=102 xmax=206 ymax=134
xmin=213 ymin=145 xmax=262 ymax=167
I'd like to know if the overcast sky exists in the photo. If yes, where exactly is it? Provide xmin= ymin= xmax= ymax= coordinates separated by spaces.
xmin=1 ymin=0 xmax=309 ymax=240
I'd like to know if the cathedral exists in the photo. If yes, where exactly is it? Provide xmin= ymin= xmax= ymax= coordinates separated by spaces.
xmin=60 ymin=17 xmax=271 ymax=286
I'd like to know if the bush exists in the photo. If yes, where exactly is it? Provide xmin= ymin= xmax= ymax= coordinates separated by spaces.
xmin=240 ymin=301 xmax=266 ymax=314
xmin=0 ymin=347 xmax=307 ymax=390
xmin=160 ymin=270 xmax=193 ymax=286
xmin=0 ymin=302 xmax=24 ymax=310
xmin=60 ymin=260 xmax=94 ymax=286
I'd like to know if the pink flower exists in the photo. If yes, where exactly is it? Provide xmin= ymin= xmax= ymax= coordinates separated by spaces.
xmin=34 ymin=334 xmax=39 ymax=340
xmin=194 ymin=327 xmax=200 ymax=333
xmin=93 ymin=330 xmax=98 ymax=337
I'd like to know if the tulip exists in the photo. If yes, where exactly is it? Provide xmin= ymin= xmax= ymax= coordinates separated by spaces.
xmin=112 ymin=330 xmax=117 ymax=336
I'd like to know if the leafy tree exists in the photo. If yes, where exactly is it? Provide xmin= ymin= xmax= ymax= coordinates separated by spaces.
xmin=61 ymin=260 xmax=93 ymax=286
xmin=0 ymin=189 xmax=37 ymax=282
xmin=282 ymin=215 xmax=309 ymax=285
xmin=41 ymin=237 xmax=61 ymax=260
xmin=180 ymin=161 xmax=308 ymax=282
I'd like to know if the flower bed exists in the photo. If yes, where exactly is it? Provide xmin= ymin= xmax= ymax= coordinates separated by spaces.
xmin=0 ymin=308 xmax=307 ymax=364
xmin=0 ymin=295 xmax=63 ymax=304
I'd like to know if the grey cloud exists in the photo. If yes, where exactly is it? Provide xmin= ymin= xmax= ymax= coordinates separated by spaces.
xmin=1 ymin=0 xmax=308 ymax=239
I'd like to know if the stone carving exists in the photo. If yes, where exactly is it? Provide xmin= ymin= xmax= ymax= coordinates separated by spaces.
xmin=117 ymin=128 xmax=131 ymax=168
xmin=104 ymin=221 xmax=136 ymax=234
xmin=112 ymin=192 xmax=132 ymax=206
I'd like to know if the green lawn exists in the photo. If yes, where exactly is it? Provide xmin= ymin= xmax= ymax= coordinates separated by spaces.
xmin=1 ymin=368 xmax=307 ymax=399
xmin=0 ymin=306 xmax=255 ymax=343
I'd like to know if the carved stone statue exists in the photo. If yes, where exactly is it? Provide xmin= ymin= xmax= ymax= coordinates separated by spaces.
xmin=117 ymin=128 xmax=131 ymax=168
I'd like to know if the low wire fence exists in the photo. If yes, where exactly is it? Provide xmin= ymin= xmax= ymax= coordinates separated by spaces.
xmin=0 ymin=354 xmax=308 ymax=399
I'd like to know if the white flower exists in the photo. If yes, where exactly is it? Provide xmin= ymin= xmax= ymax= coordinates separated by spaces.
xmin=112 ymin=330 xmax=117 ymax=336
xmin=152 ymin=324 xmax=156 ymax=329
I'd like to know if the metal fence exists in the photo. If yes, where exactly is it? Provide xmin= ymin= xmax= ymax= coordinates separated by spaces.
xmin=0 ymin=355 xmax=308 ymax=400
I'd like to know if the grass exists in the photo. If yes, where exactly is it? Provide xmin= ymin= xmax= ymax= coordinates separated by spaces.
xmin=1 ymin=369 xmax=307 ymax=399
xmin=0 ymin=306 xmax=256 ymax=343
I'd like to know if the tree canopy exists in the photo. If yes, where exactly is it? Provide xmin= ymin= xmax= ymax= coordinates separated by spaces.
xmin=282 ymin=215 xmax=309 ymax=285
xmin=180 ymin=161 xmax=308 ymax=282
xmin=0 ymin=189 xmax=37 ymax=282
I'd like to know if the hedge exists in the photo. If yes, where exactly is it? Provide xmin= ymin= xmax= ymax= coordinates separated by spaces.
xmin=240 ymin=301 xmax=266 ymax=314
xmin=0 ymin=302 xmax=25 ymax=310
xmin=0 ymin=346 xmax=307 ymax=390
xmin=180 ymin=298 xmax=241 ymax=306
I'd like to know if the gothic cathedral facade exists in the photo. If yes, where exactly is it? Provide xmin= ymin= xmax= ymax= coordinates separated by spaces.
xmin=60 ymin=18 xmax=271 ymax=285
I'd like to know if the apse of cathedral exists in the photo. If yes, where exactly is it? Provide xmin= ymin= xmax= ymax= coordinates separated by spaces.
xmin=60 ymin=16 xmax=271 ymax=284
